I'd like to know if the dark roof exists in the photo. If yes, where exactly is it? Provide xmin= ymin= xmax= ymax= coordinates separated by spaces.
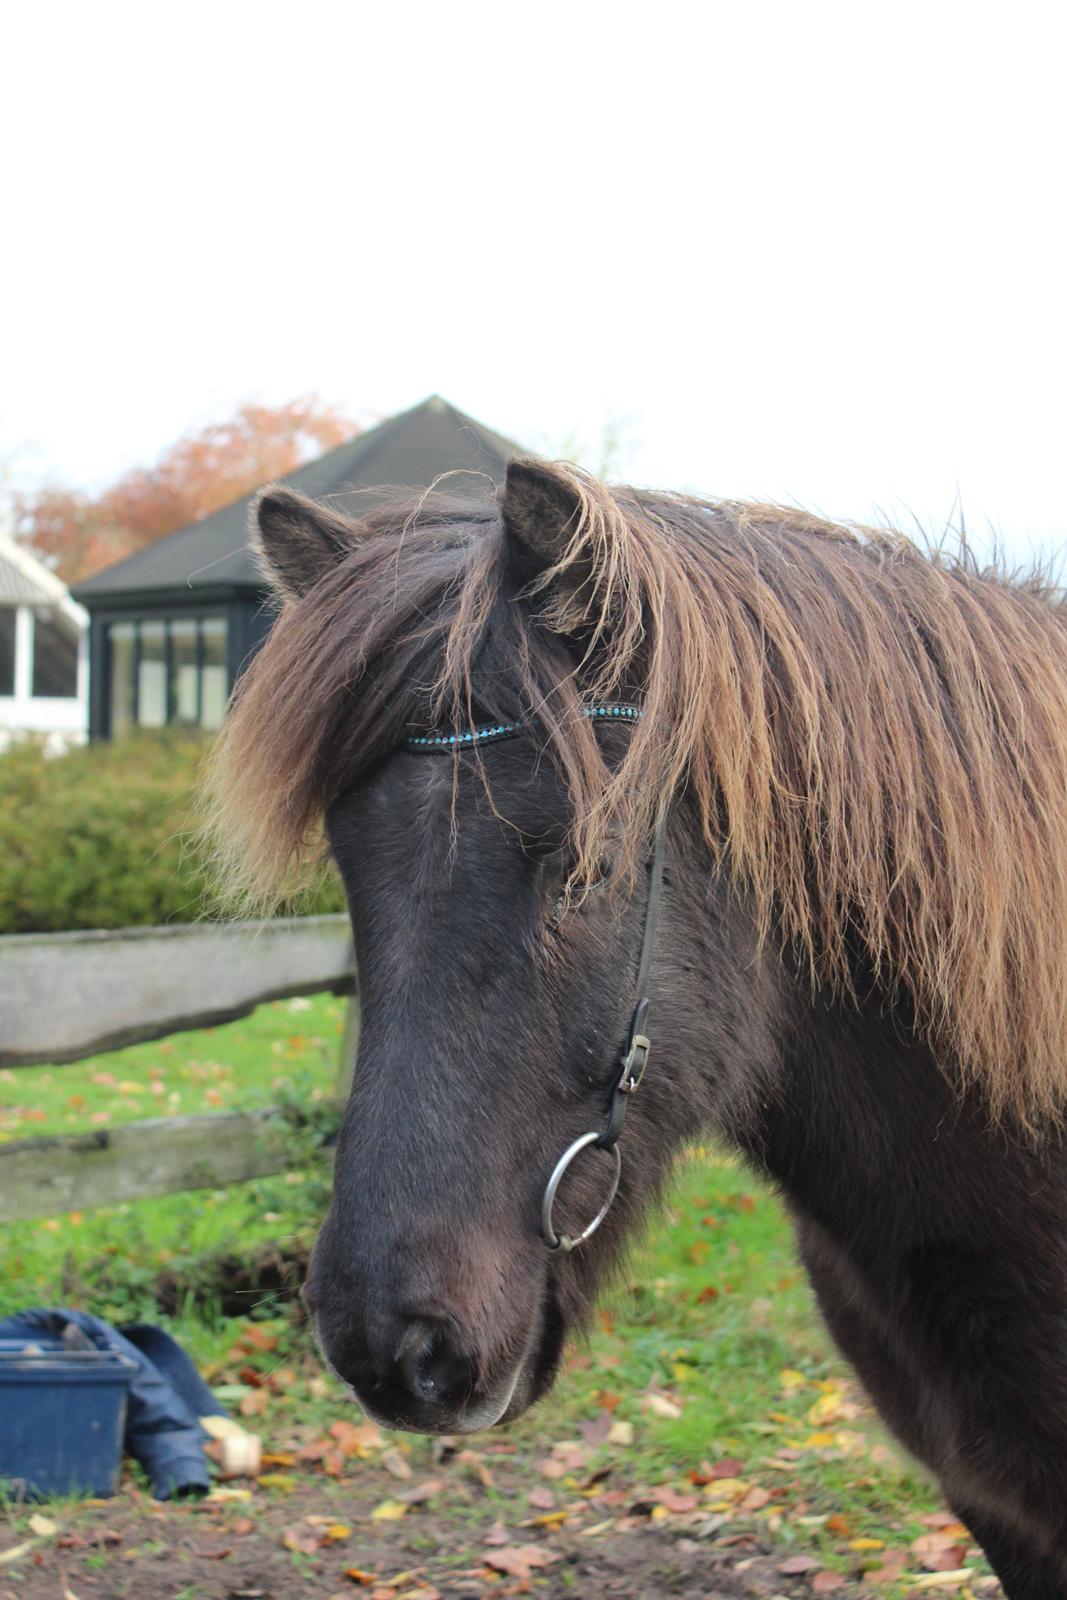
xmin=73 ymin=396 xmax=524 ymax=602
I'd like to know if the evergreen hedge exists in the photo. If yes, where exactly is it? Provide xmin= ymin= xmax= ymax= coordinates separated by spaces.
xmin=0 ymin=733 xmax=343 ymax=935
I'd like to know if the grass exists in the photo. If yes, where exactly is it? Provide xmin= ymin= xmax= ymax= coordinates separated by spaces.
xmin=0 ymin=997 xmax=971 ymax=1589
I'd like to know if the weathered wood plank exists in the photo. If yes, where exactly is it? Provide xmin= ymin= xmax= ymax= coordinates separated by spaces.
xmin=0 ymin=915 xmax=354 ymax=1067
xmin=0 ymin=1110 xmax=300 ymax=1220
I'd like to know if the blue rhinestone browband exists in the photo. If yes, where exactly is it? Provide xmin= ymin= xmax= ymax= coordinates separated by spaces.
xmin=403 ymin=702 xmax=643 ymax=752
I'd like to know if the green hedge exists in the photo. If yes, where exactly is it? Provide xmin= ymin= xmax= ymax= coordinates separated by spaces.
xmin=0 ymin=733 xmax=343 ymax=935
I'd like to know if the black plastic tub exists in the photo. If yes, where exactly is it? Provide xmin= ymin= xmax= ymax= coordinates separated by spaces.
xmin=0 ymin=1341 xmax=136 ymax=1498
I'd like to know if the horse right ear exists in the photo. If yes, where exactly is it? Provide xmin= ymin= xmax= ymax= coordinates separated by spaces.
xmin=499 ymin=458 xmax=586 ymax=570
xmin=252 ymin=487 xmax=359 ymax=602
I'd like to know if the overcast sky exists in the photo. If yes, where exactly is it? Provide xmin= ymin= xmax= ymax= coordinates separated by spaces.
xmin=3 ymin=1 xmax=1064 ymax=562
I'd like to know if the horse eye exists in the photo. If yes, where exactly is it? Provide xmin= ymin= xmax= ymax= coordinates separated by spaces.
xmin=547 ymin=858 xmax=613 ymax=929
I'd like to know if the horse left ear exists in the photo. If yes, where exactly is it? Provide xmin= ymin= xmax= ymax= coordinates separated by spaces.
xmin=252 ymin=487 xmax=359 ymax=602
xmin=499 ymin=458 xmax=585 ymax=569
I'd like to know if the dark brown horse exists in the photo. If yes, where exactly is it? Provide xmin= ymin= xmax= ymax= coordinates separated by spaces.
xmin=209 ymin=459 xmax=1067 ymax=1599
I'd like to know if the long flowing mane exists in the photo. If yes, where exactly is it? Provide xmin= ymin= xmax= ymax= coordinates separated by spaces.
xmin=207 ymin=467 xmax=1067 ymax=1124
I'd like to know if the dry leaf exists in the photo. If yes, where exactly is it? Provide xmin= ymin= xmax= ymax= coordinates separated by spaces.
xmin=282 ymin=1523 xmax=321 ymax=1556
xmin=909 ymin=1572 xmax=975 ymax=1591
xmin=483 ymin=1543 xmax=557 ymax=1579
xmin=28 ymin=1514 xmax=57 ymax=1537
xmin=642 ymin=1393 xmax=682 ymax=1420
xmin=370 ymin=1499 xmax=408 ymax=1521
xmin=778 ymin=1554 xmax=821 ymax=1574
xmin=655 ymin=1487 xmax=699 ymax=1513
xmin=0 ymin=1541 xmax=36 ymax=1566
xmin=381 ymin=1447 xmax=413 ymax=1480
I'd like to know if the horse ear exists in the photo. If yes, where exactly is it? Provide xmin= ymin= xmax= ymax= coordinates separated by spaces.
xmin=252 ymin=487 xmax=359 ymax=602
xmin=499 ymin=458 xmax=584 ymax=569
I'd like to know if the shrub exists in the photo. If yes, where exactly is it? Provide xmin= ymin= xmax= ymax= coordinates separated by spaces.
xmin=0 ymin=733 xmax=343 ymax=934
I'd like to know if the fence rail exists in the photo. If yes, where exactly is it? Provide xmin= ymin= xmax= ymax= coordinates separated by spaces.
xmin=0 ymin=916 xmax=356 ymax=1221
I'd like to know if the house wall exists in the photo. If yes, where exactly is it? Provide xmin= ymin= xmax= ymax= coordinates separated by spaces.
xmin=84 ymin=589 xmax=273 ymax=739
xmin=0 ymin=604 xmax=89 ymax=753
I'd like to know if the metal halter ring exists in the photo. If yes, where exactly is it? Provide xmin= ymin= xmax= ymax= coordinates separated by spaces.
xmin=541 ymin=1131 xmax=623 ymax=1254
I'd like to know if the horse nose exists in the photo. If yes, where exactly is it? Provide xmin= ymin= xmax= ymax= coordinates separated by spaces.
xmin=393 ymin=1319 xmax=477 ymax=1411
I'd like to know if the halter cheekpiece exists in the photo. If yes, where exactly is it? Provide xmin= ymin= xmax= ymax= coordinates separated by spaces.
xmin=403 ymin=699 xmax=667 ymax=1257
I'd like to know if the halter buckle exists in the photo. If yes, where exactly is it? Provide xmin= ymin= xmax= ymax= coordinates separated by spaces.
xmin=619 ymin=1034 xmax=651 ymax=1095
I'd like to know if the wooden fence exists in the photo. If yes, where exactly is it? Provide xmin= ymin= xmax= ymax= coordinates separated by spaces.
xmin=0 ymin=916 xmax=356 ymax=1222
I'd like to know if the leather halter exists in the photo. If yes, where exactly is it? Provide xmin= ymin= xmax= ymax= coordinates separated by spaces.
xmin=402 ymin=702 xmax=666 ymax=1254
xmin=540 ymin=812 xmax=667 ymax=1253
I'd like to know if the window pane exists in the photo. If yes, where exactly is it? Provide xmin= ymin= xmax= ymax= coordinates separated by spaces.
xmin=138 ymin=621 xmax=166 ymax=728
xmin=170 ymin=619 xmax=199 ymax=724
xmin=0 ymin=609 xmax=14 ymax=697
xmin=31 ymin=608 xmax=79 ymax=698
xmin=200 ymin=617 xmax=228 ymax=729
xmin=108 ymin=621 xmax=136 ymax=734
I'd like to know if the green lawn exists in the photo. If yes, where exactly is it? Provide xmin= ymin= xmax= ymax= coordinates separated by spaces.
xmin=0 ymin=999 xmax=973 ymax=1589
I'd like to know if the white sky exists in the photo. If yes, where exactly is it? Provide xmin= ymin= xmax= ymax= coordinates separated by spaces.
xmin=3 ymin=1 xmax=1065 ymax=562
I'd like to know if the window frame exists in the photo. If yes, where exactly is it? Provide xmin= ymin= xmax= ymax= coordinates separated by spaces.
xmin=104 ymin=611 xmax=230 ymax=735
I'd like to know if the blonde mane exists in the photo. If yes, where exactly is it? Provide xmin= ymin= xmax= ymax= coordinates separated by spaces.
xmin=207 ymin=466 xmax=1067 ymax=1124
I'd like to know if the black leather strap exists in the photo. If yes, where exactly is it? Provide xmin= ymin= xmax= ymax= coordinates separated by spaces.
xmin=597 ymin=814 xmax=668 ymax=1151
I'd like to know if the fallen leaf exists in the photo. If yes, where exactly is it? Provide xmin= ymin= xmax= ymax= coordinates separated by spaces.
xmin=0 ymin=1541 xmax=37 ymax=1566
xmin=398 ymin=1477 xmax=444 ymax=1506
xmin=642 ymin=1393 xmax=682 ymax=1420
xmin=778 ymin=1554 xmax=821 ymax=1574
xmin=28 ymin=1514 xmax=57 ymax=1537
xmin=239 ymin=1323 xmax=278 ymax=1351
xmin=381 ymin=1447 xmax=413 ymax=1480
xmin=608 ymin=1419 xmax=634 ymax=1446
xmin=483 ymin=1543 xmax=557 ymax=1579
xmin=527 ymin=1487 xmax=556 ymax=1510
xmin=579 ymin=1411 xmax=613 ymax=1446
xmin=282 ymin=1523 xmax=321 ymax=1556
xmin=655 ymin=1487 xmax=699 ymax=1513
xmin=909 ymin=1573 xmax=975 ymax=1591
xmin=343 ymin=1570 xmax=379 ymax=1586
xmin=370 ymin=1500 xmax=408 ymax=1521
xmin=256 ymin=1472 xmax=296 ymax=1492
xmin=812 ymin=1572 xmax=845 ymax=1592
xmin=330 ymin=1419 xmax=384 ymax=1457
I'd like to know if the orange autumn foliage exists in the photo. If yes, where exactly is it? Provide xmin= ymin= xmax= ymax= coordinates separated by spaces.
xmin=16 ymin=397 xmax=359 ymax=582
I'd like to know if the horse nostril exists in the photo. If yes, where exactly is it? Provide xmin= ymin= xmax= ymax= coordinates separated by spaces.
xmin=394 ymin=1319 xmax=476 ymax=1409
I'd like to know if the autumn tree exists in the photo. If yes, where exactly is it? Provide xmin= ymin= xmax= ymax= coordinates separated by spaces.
xmin=16 ymin=398 xmax=359 ymax=582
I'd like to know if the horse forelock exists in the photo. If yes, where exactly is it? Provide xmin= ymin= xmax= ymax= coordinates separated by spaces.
xmin=206 ymin=470 xmax=1067 ymax=1126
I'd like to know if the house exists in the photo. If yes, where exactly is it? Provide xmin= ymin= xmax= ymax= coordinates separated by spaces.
xmin=0 ymin=530 xmax=88 ymax=751
xmin=73 ymin=396 xmax=524 ymax=740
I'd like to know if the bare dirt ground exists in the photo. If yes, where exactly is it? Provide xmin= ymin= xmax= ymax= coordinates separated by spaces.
xmin=2 ymin=1463 xmax=995 ymax=1600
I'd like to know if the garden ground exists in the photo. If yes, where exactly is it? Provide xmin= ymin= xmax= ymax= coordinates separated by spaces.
xmin=0 ymin=1000 xmax=997 ymax=1598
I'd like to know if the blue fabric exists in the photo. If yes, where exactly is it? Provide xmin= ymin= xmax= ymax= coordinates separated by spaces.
xmin=0 ymin=1309 xmax=216 ymax=1499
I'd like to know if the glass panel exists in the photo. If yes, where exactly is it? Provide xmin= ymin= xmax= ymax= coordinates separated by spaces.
xmin=138 ymin=621 xmax=166 ymax=728
xmin=170 ymin=619 xmax=199 ymax=724
xmin=200 ymin=617 xmax=228 ymax=729
xmin=31 ymin=608 xmax=79 ymax=698
xmin=108 ymin=621 xmax=136 ymax=734
xmin=0 ymin=609 xmax=14 ymax=697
